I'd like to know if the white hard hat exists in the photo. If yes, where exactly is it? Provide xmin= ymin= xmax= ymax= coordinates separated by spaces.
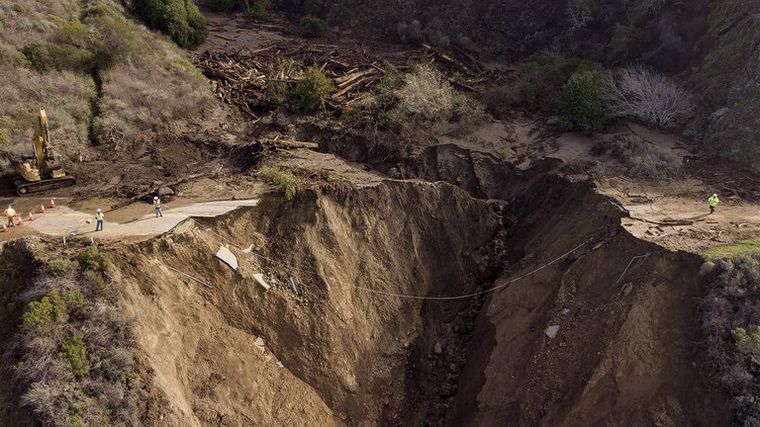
xmin=96 ymin=208 xmax=102 ymax=212
xmin=712 ymin=193 xmax=717 ymax=197
xmin=154 ymin=196 xmax=159 ymax=200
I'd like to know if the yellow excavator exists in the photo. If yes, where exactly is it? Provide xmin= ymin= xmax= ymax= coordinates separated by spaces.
xmin=13 ymin=109 xmax=76 ymax=195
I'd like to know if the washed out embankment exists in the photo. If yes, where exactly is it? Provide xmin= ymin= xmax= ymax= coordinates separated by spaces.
xmin=109 ymin=181 xmax=506 ymax=425
xmin=316 ymin=129 xmax=726 ymax=424
xmin=103 ymin=153 xmax=727 ymax=425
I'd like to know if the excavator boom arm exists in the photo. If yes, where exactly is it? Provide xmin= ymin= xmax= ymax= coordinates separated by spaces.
xmin=32 ymin=109 xmax=49 ymax=166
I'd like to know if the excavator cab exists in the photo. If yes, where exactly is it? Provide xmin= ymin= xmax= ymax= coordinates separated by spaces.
xmin=13 ymin=109 xmax=76 ymax=195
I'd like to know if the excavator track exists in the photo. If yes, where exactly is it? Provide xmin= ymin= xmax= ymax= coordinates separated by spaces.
xmin=14 ymin=176 xmax=76 ymax=196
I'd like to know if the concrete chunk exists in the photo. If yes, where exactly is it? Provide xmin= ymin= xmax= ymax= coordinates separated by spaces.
xmin=253 ymin=273 xmax=271 ymax=290
xmin=216 ymin=246 xmax=238 ymax=270
xmin=254 ymin=337 xmax=265 ymax=352
xmin=544 ymin=325 xmax=560 ymax=339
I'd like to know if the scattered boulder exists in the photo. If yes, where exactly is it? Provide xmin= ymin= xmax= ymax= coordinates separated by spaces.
xmin=544 ymin=325 xmax=560 ymax=339
xmin=699 ymin=261 xmax=716 ymax=276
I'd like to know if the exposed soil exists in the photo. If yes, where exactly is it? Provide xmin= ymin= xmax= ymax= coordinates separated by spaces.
xmin=1 ymin=9 xmax=756 ymax=427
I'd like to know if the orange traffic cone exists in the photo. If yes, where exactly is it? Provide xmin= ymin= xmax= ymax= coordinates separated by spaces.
xmin=16 ymin=217 xmax=24 ymax=227
xmin=1 ymin=224 xmax=7 ymax=233
xmin=49 ymin=199 xmax=56 ymax=209
xmin=40 ymin=204 xmax=46 ymax=214
xmin=28 ymin=212 xmax=34 ymax=222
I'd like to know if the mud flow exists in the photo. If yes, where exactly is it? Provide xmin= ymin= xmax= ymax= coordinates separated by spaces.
xmin=102 ymin=156 xmax=722 ymax=426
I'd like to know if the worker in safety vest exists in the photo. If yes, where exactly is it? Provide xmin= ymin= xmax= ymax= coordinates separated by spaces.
xmin=3 ymin=205 xmax=17 ymax=227
xmin=95 ymin=209 xmax=104 ymax=231
xmin=708 ymin=193 xmax=720 ymax=214
xmin=153 ymin=196 xmax=163 ymax=218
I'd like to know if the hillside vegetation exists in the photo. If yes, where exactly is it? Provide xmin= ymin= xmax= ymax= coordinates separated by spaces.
xmin=691 ymin=0 xmax=760 ymax=168
xmin=0 ymin=0 xmax=211 ymax=160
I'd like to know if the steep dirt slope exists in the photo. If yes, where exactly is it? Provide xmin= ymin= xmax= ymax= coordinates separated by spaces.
xmin=96 ymin=157 xmax=728 ymax=426
xmin=109 ymin=181 xmax=504 ymax=425
xmin=450 ymin=174 xmax=724 ymax=425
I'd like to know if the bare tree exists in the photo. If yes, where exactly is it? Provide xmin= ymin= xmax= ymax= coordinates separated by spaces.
xmin=606 ymin=66 xmax=695 ymax=128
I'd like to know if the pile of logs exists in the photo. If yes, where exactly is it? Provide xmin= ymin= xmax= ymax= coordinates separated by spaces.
xmin=194 ymin=36 xmax=490 ymax=116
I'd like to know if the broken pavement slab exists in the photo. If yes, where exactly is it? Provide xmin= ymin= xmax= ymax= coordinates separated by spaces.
xmin=253 ymin=273 xmax=271 ymax=290
xmin=254 ymin=337 xmax=266 ymax=352
xmin=216 ymin=246 xmax=239 ymax=270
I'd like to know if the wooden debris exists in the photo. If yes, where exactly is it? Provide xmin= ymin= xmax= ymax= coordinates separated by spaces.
xmin=193 ymin=32 xmax=492 ymax=114
xmin=263 ymin=139 xmax=320 ymax=149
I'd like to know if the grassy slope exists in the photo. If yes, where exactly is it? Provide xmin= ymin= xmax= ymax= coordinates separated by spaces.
xmin=0 ymin=0 xmax=211 ymax=159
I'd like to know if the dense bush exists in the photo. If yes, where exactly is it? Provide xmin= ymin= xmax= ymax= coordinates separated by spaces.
xmin=300 ymin=15 xmax=330 ymax=38
xmin=85 ymin=269 xmax=107 ymax=295
xmin=47 ymin=259 xmax=78 ymax=277
xmin=560 ymin=70 xmax=612 ymax=133
xmin=293 ymin=67 xmax=335 ymax=111
xmin=702 ymin=255 xmax=760 ymax=425
xmin=603 ymin=136 xmax=681 ymax=181
xmin=390 ymin=65 xmax=482 ymax=127
xmin=207 ymin=0 xmax=271 ymax=18
xmin=131 ymin=0 xmax=208 ymax=49
xmin=75 ymin=245 xmax=109 ymax=272
xmin=22 ymin=9 xmax=143 ymax=73
xmin=22 ymin=290 xmax=68 ymax=331
xmin=22 ymin=42 xmax=89 ymax=72
xmin=59 ymin=335 xmax=90 ymax=378
xmin=483 ymin=53 xmax=597 ymax=118
xmin=15 ymin=266 xmax=145 ymax=426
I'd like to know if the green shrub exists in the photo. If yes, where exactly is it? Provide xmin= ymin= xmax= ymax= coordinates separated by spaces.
xmin=22 ymin=11 xmax=142 ymax=73
xmin=83 ymin=5 xmax=145 ymax=69
xmin=22 ymin=290 xmax=68 ymax=331
xmin=85 ymin=270 xmax=106 ymax=295
xmin=560 ymin=70 xmax=612 ymax=133
xmin=605 ymin=136 xmax=681 ymax=181
xmin=21 ymin=42 xmax=59 ymax=72
xmin=293 ymin=67 xmax=335 ymax=111
xmin=245 ymin=0 xmax=271 ymax=20
xmin=75 ymin=245 xmax=108 ymax=272
xmin=48 ymin=259 xmax=78 ymax=276
xmin=0 ymin=130 xmax=9 ymax=148
xmin=731 ymin=327 xmax=750 ymax=346
xmin=375 ymin=63 xmax=404 ymax=93
xmin=59 ymin=335 xmax=90 ymax=378
xmin=300 ymin=15 xmax=330 ymax=38
xmin=486 ymin=53 xmax=596 ymax=116
xmin=131 ymin=0 xmax=208 ymax=49
xmin=64 ymin=290 xmax=85 ymax=312
xmin=206 ymin=0 xmax=237 ymax=12
xmin=262 ymin=169 xmax=301 ymax=200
